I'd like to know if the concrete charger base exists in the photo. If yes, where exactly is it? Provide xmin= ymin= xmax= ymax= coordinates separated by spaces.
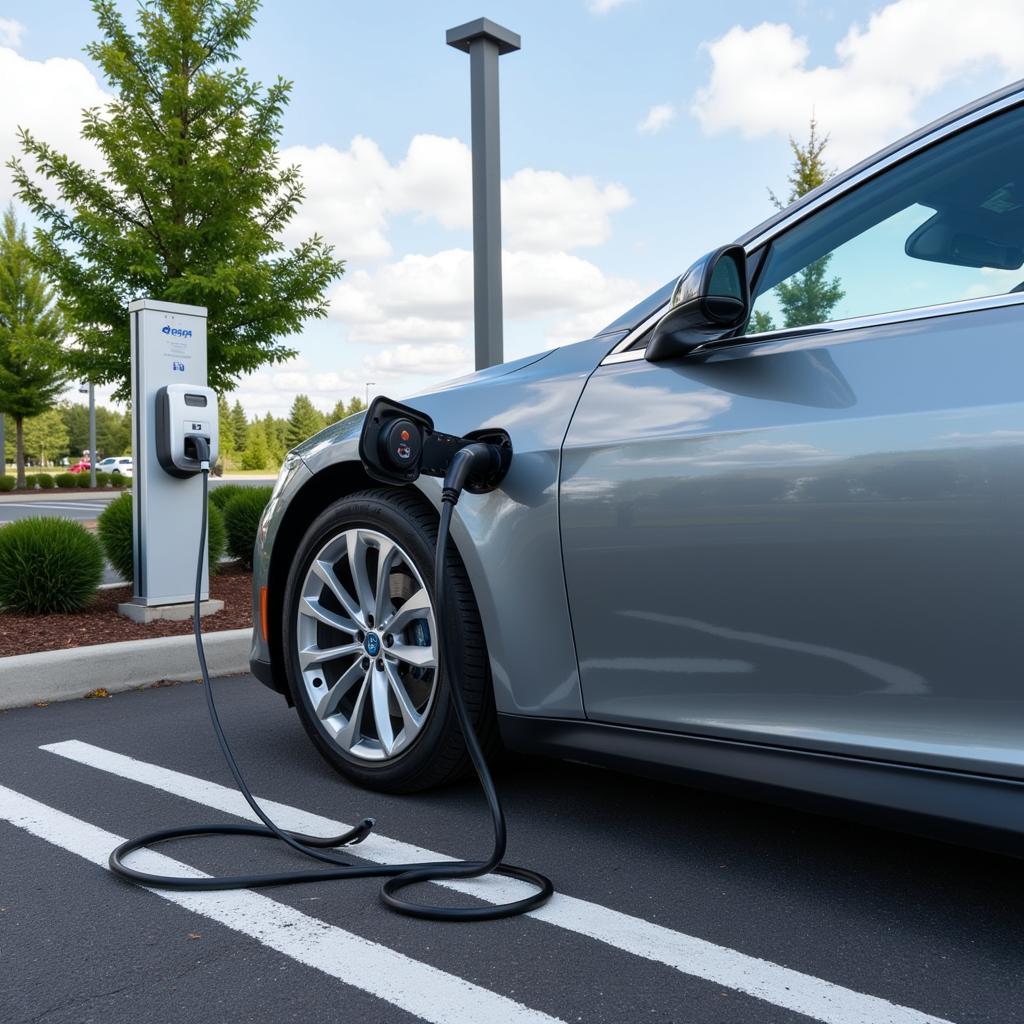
xmin=118 ymin=599 xmax=224 ymax=623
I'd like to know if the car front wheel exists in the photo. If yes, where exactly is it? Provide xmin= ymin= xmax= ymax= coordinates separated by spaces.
xmin=281 ymin=488 xmax=498 ymax=792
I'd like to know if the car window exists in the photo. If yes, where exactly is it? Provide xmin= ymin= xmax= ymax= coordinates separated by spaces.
xmin=747 ymin=104 xmax=1024 ymax=334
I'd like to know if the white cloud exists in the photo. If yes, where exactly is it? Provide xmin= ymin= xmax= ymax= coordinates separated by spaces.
xmin=364 ymin=343 xmax=470 ymax=378
xmin=637 ymin=103 xmax=676 ymax=136
xmin=588 ymin=0 xmax=635 ymax=13
xmin=692 ymin=0 xmax=1024 ymax=165
xmin=0 ymin=47 xmax=111 ymax=203
xmin=502 ymin=169 xmax=632 ymax=251
xmin=0 ymin=18 xmax=25 ymax=48
xmin=330 ymin=246 xmax=648 ymax=348
xmin=281 ymin=134 xmax=633 ymax=263
xmin=233 ymin=359 xmax=364 ymax=419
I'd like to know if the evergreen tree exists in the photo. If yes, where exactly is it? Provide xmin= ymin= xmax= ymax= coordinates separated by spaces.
xmin=240 ymin=420 xmax=269 ymax=470
xmin=95 ymin=405 xmax=131 ymax=455
xmin=285 ymin=394 xmax=324 ymax=448
xmin=0 ymin=206 xmax=68 ymax=486
xmin=58 ymin=401 xmax=91 ymax=456
xmin=262 ymin=412 xmax=287 ymax=465
xmin=217 ymin=394 xmax=236 ymax=459
xmin=328 ymin=395 xmax=366 ymax=423
xmin=22 ymin=409 xmax=70 ymax=466
xmin=230 ymin=399 xmax=248 ymax=452
xmin=10 ymin=0 xmax=344 ymax=401
xmin=755 ymin=117 xmax=844 ymax=331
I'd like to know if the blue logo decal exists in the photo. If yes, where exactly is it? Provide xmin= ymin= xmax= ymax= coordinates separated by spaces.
xmin=364 ymin=633 xmax=381 ymax=657
xmin=162 ymin=324 xmax=193 ymax=338
xmin=171 ymin=360 xmax=186 ymax=372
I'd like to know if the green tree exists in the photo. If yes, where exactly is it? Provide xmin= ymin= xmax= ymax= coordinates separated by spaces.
xmin=240 ymin=420 xmax=269 ymax=470
xmin=217 ymin=393 xmax=236 ymax=459
xmin=95 ymin=405 xmax=131 ymax=455
xmin=328 ymin=395 xmax=366 ymax=423
xmin=22 ymin=409 xmax=70 ymax=466
xmin=230 ymin=399 xmax=248 ymax=452
xmin=58 ymin=401 xmax=90 ymax=455
xmin=262 ymin=411 xmax=287 ymax=464
xmin=755 ymin=117 xmax=844 ymax=331
xmin=285 ymin=393 xmax=324 ymax=448
xmin=0 ymin=205 xmax=68 ymax=486
xmin=10 ymin=0 xmax=344 ymax=401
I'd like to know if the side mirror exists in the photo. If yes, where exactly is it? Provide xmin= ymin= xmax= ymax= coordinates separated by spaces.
xmin=645 ymin=244 xmax=750 ymax=362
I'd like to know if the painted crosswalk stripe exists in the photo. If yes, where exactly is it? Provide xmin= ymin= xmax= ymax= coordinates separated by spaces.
xmin=0 ymin=783 xmax=562 ymax=1024
xmin=5 ymin=502 xmax=109 ymax=512
xmin=43 ymin=739 xmax=956 ymax=1024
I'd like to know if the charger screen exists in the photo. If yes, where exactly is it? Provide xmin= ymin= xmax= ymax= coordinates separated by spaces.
xmin=184 ymin=393 xmax=208 ymax=407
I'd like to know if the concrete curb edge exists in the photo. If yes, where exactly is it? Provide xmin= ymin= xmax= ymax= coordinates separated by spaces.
xmin=0 ymin=628 xmax=251 ymax=710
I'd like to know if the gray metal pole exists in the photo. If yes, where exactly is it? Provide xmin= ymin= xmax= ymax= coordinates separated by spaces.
xmin=447 ymin=18 xmax=520 ymax=370
xmin=88 ymin=383 xmax=97 ymax=488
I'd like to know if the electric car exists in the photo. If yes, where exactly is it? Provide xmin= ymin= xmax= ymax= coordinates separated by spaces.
xmin=251 ymin=81 xmax=1024 ymax=847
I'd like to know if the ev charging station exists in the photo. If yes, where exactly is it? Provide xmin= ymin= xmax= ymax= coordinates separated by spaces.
xmin=126 ymin=299 xmax=218 ymax=611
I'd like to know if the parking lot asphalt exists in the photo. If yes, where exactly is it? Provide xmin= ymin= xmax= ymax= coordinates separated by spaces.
xmin=1 ymin=675 xmax=1019 ymax=1024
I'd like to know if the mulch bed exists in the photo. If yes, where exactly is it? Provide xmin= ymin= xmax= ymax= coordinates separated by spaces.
xmin=0 ymin=563 xmax=253 ymax=658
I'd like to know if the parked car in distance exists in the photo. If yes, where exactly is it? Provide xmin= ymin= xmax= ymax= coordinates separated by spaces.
xmin=97 ymin=457 xmax=133 ymax=477
xmin=250 ymin=80 xmax=1024 ymax=852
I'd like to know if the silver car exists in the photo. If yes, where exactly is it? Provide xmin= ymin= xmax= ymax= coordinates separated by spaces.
xmin=251 ymin=81 xmax=1024 ymax=847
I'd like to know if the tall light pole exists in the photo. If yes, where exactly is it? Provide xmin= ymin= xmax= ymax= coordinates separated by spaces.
xmin=447 ymin=17 xmax=520 ymax=370
xmin=364 ymin=381 xmax=376 ymax=408
xmin=79 ymin=381 xmax=97 ymax=487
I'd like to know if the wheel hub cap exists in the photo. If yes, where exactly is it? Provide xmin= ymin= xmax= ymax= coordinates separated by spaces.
xmin=363 ymin=632 xmax=381 ymax=657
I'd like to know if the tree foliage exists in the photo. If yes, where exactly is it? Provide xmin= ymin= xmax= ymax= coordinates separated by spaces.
xmin=330 ymin=395 xmax=366 ymax=422
xmin=0 ymin=206 xmax=68 ymax=486
xmin=285 ymin=393 xmax=324 ymax=447
xmin=755 ymin=116 xmax=844 ymax=332
xmin=9 ymin=0 xmax=344 ymax=401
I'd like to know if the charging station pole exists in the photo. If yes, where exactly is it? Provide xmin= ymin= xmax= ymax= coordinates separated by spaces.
xmin=122 ymin=299 xmax=219 ymax=621
xmin=447 ymin=17 xmax=520 ymax=370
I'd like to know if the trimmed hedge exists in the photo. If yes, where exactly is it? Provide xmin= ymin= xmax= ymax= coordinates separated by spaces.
xmin=223 ymin=486 xmax=273 ymax=567
xmin=109 ymin=473 xmax=128 ymax=488
xmin=97 ymin=492 xmax=226 ymax=582
xmin=55 ymin=472 xmax=77 ymax=488
xmin=0 ymin=476 xmax=15 ymax=492
xmin=36 ymin=473 xmax=55 ymax=489
xmin=76 ymin=473 xmax=92 ymax=488
xmin=209 ymin=483 xmax=247 ymax=512
xmin=95 ymin=471 xmax=111 ymax=487
xmin=0 ymin=517 xmax=103 ymax=613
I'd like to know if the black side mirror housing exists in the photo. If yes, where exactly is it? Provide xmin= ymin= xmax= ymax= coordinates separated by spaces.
xmin=645 ymin=244 xmax=750 ymax=362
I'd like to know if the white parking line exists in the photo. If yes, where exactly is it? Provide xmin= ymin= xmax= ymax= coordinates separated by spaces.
xmin=0 ymin=783 xmax=563 ymax=1024
xmin=44 ymin=739 xmax=956 ymax=1024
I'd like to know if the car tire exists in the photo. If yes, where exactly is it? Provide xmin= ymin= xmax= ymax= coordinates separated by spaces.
xmin=281 ymin=487 xmax=499 ymax=793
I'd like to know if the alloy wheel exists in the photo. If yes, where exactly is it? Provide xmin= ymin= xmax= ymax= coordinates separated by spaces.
xmin=295 ymin=527 xmax=438 ymax=762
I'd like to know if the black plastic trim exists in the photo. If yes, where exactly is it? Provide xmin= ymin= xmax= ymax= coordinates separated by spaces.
xmin=497 ymin=714 xmax=1024 ymax=854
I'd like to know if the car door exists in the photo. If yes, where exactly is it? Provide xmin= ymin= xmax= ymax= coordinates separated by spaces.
xmin=560 ymin=99 xmax=1024 ymax=780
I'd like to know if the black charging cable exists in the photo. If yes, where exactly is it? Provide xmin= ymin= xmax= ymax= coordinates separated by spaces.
xmin=109 ymin=440 xmax=554 ymax=921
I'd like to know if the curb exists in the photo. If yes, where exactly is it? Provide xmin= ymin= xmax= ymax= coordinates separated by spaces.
xmin=0 ymin=628 xmax=251 ymax=710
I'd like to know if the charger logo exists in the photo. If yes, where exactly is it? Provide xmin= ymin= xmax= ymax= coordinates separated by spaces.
xmin=162 ymin=324 xmax=193 ymax=338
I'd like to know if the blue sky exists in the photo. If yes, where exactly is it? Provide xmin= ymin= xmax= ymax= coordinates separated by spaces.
xmin=1 ymin=0 xmax=1021 ymax=416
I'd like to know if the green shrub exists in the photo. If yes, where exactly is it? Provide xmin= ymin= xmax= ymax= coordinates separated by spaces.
xmin=0 ymin=476 xmax=15 ymax=492
xmin=76 ymin=473 xmax=92 ymax=488
xmin=0 ymin=517 xmax=103 ymax=613
xmin=95 ymin=472 xmax=111 ymax=487
xmin=36 ymin=473 xmax=55 ymax=489
xmin=98 ymin=492 xmax=226 ymax=582
xmin=223 ymin=486 xmax=273 ymax=567
xmin=209 ymin=483 xmax=246 ymax=512
xmin=108 ymin=473 xmax=128 ymax=488
xmin=55 ymin=472 xmax=77 ymax=489
xmin=97 ymin=492 xmax=133 ymax=581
